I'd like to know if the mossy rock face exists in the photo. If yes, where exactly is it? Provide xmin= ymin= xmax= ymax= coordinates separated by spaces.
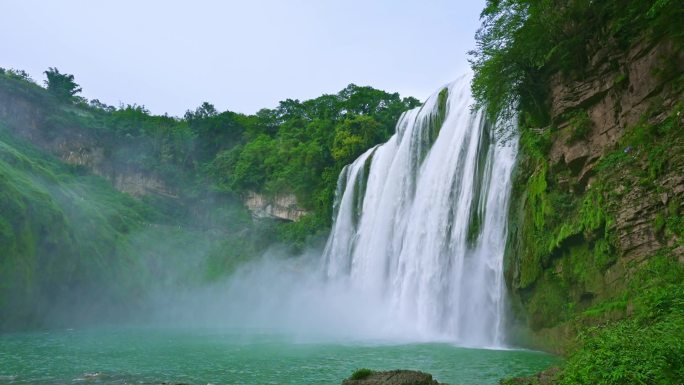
xmin=505 ymin=74 xmax=683 ymax=350
xmin=0 ymin=125 xmax=180 ymax=330
xmin=416 ymin=87 xmax=449 ymax=165
xmin=342 ymin=370 xmax=446 ymax=385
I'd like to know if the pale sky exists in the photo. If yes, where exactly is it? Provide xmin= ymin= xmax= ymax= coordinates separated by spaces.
xmin=1 ymin=1 xmax=485 ymax=116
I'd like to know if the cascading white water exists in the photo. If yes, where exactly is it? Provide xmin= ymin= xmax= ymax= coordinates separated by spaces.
xmin=323 ymin=74 xmax=518 ymax=347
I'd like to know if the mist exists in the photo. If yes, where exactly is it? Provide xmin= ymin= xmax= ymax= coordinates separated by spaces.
xmin=138 ymin=247 xmax=427 ymax=344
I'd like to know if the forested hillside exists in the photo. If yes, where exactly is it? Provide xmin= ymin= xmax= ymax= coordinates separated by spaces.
xmin=0 ymin=67 xmax=418 ymax=330
xmin=470 ymin=1 xmax=683 ymax=384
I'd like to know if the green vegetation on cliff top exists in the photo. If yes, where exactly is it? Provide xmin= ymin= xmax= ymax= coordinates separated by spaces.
xmin=470 ymin=0 xmax=683 ymax=125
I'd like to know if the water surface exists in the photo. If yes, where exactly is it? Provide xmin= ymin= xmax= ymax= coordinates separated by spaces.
xmin=0 ymin=328 xmax=558 ymax=385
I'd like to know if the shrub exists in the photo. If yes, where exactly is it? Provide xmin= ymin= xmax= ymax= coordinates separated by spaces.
xmin=566 ymin=111 xmax=592 ymax=144
xmin=560 ymin=258 xmax=684 ymax=385
xmin=350 ymin=368 xmax=373 ymax=380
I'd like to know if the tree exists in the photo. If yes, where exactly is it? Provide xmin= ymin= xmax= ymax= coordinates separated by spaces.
xmin=184 ymin=102 xmax=217 ymax=121
xmin=185 ymin=103 xmax=246 ymax=161
xmin=44 ymin=67 xmax=82 ymax=101
xmin=331 ymin=115 xmax=382 ymax=164
xmin=469 ymin=0 xmax=684 ymax=127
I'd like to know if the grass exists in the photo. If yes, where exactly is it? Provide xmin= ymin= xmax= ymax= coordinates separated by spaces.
xmin=558 ymin=256 xmax=684 ymax=385
xmin=350 ymin=368 xmax=373 ymax=380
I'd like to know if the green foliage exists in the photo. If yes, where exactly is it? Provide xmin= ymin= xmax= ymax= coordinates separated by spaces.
xmin=44 ymin=67 xmax=81 ymax=101
xmin=433 ymin=87 xmax=449 ymax=141
xmin=276 ymin=214 xmax=328 ymax=254
xmin=1 ymin=68 xmax=35 ymax=84
xmin=560 ymin=257 xmax=684 ymax=385
xmin=0 ymin=118 xmax=272 ymax=329
xmin=0 ymin=125 xmax=147 ymax=329
xmin=519 ymin=126 xmax=551 ymax=160
xmin=0 ymin=66 xmax=420 ymax=328
xmin=581 ymin=296 xmax=628 ymax=319
xmin=615 ymin=104 xmax=683 ymax=187
xmin=206 ymin=83 xmax=419 ymax=245
xmin=469 ymin=0 xmax=533 ymax=123
xmin=332 ymin=115 xmax=383 ymax=164
xmin=561 ymin=316 xmax=684 ymax=385
xmin=185 ymin=103 xmax=246 ymax=162
xmin=470 ymin=0 xmax=684 ymax=124
xmin=664 ymin=199 xmax=683 ymax=239
xmin=613 ymin=72 xmax=629 ymax=90
xmin=565 ymin=110 xmax=592 ymax=144
xmin=224 ymin=135 xmax=278 ymax=191
xmin=1 ymin=69 xmax=418 ymax=249
xmin=350 ymin=368 xmax=373 ymax=380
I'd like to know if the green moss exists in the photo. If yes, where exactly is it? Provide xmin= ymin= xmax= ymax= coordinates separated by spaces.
xmin=528 ymin=165 xmax=550 ymax=229
xmin=516 ymin=163 xmax=551 ymax=288
xmin=654 ymin=212 xmax=666 ymax=234
xmin=520 ymin=126 xmax=552 ymax=160
xmin=436 ymin=87 xmax=448 ymax=128
xmin=526 ymin=271 xmax=571 ymax=330
xmin=513 ymin=175 xmax=618 ymax=328
xmin=466 ymin=123 xmax=492 ymax=246
xmin=593 ymin=238 xmax=617 ymax=271
xmin=581 ymin=295 xmax=628 ymax=319
xmin=417 ymin=87 xmax=449 ymax=165
xmin=613 ymin=72 xmax=629 ymax=90
xmin=350 ymin=147 xmax=375 ymax=228
xmin=565 ymin=110 xmax=593 ymax=144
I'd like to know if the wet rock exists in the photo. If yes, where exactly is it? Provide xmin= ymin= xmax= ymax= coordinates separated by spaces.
xmin=342 ymin=369 xmax=446 ymax=385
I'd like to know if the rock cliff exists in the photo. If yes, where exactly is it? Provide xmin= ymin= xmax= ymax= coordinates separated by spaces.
xmin=548 ymin=39 xmax=682 ymax=187
xmin=506 ymin=36 xmax=683 ymax=352
xmin=0 ymin=85 xmax=175 ymax=198
xmin=243 ymin=191 xmax=308 ymax=221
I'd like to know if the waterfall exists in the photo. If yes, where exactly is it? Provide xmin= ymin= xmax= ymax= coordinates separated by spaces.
xmin=322 ymin=75 xmax=518 ymax=347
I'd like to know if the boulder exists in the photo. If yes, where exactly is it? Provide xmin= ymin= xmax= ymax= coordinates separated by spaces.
xmin=342 ymin=369 xmax=446 ymax=385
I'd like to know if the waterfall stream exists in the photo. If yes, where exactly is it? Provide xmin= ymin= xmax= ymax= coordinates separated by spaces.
xmin=322 ymin=75 xmax=518 ymax=347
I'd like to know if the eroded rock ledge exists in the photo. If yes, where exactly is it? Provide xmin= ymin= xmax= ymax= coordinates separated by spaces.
xmin=243 ymin=191 xmax=308 ymax=221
